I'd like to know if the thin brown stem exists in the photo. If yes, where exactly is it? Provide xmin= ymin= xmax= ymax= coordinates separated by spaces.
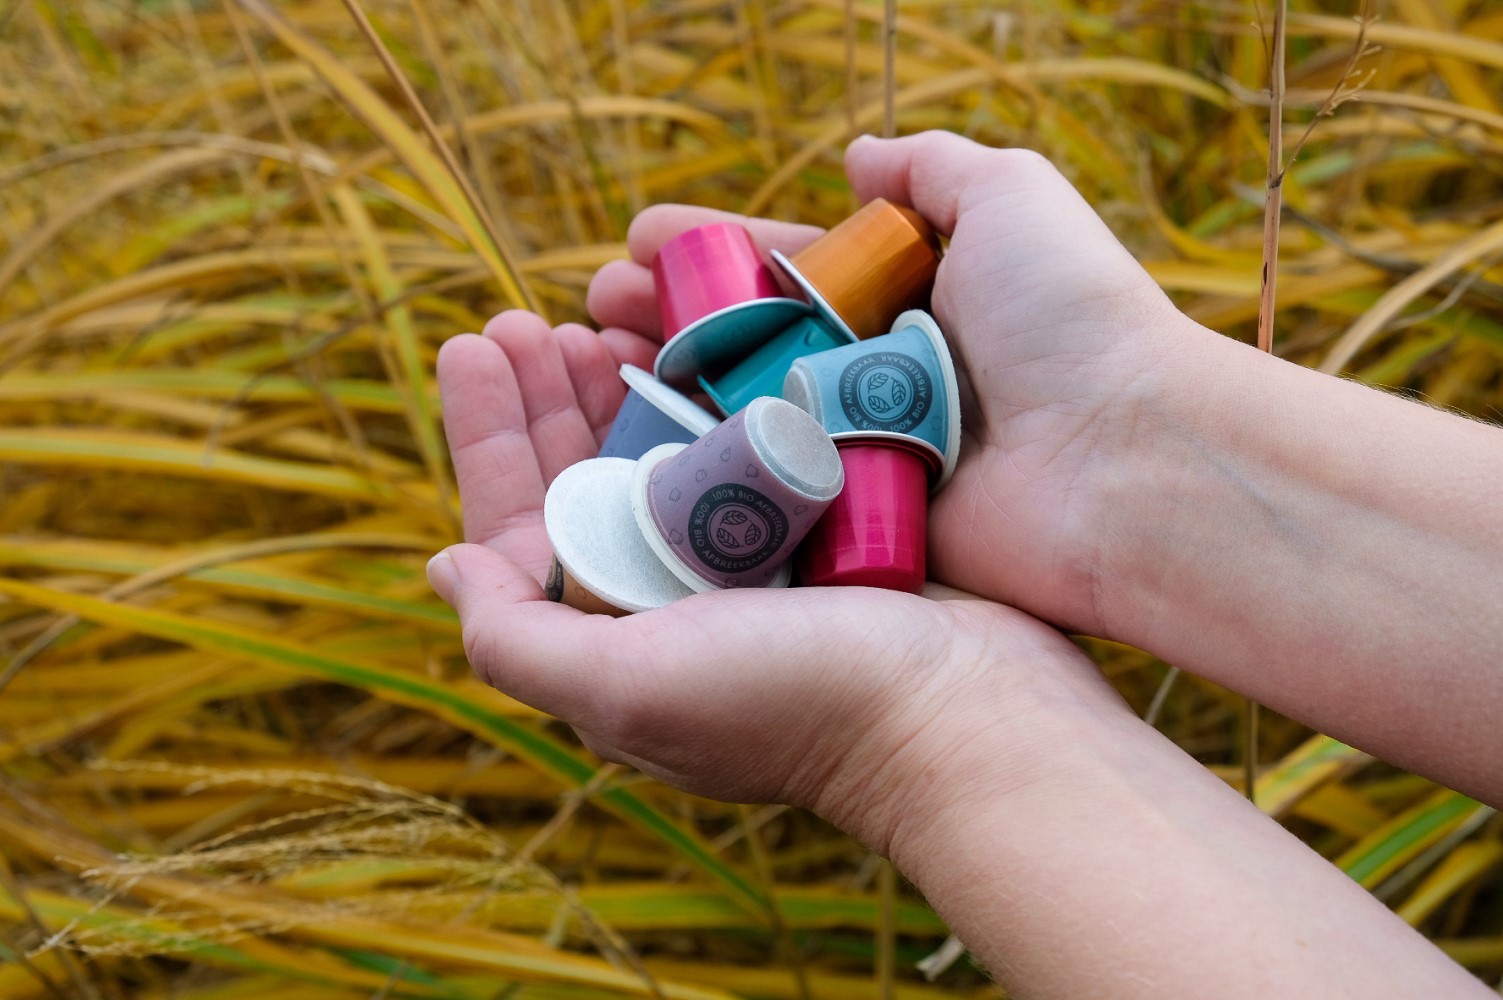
xmin=882 ymin=0 xmax=897 ymax=138
xmin=338 ymin=0 xmax=542 ymax=315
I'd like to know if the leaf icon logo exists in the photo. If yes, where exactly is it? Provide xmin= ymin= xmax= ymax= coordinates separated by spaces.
xmin=716 ymin=526 xmax=738 ymax=548
xmin=891 ymin=382 xmax=907 ymax=407
xmin=721 ymin=510 xmax=748 ymax=525
xmin=743 ymin=523 xmax=761 ymax=546
xmin=868 ymin=372 xmax=890 ymax=389
xmin=866 ymin=393 xmax=894 ymax=413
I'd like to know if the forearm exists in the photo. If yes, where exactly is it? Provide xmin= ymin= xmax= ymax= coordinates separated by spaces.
xmin=885 ymin=700 xmax=1488 ymax=998
xmin=1097 ymin=323 xmax=1503 ymax=804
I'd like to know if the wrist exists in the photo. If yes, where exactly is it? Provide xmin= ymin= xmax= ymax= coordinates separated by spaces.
xmin=799 ymin=602 xmax=1135 ymax=860
xmin=1080 ymin=321 xmax=1285 ymax=643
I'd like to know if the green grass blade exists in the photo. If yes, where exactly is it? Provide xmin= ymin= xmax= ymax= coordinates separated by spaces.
xmin=0 ymin=578 xmax=769 ymax=920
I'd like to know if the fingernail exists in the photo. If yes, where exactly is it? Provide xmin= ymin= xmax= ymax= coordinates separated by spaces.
xmin=426 ymin=549 xmax=459 ymax=604
xmin=849 ymin=133 xmax=876 ymax=147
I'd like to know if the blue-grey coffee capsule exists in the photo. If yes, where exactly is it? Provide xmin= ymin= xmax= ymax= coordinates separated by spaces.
xmin=782 ymin=310 xmax=961 ymax=488
xmin=598 ymin=364 xmax=719 ymax=460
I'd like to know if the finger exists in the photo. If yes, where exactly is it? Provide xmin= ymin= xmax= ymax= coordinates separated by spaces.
xmin=553 ymin=323 xmax=627 ymax=444
xmin=598 ymin=327 xmax=660 ymax=373
xmin=587 ymin=259 xmax=661 ymax=339
xmin=429 ymin=543 xmax=623 ymax=723
xmin=435 ymin=333 xmax=550 ymax=573
xmin=625 ymin=204 xmax=824 ymax=268
xmin=484 ymin=310 xmax=600 ymax=485
xmin=844 ymin=131 xmax=1060 ymax=236
xmin=571 ymin=725 xmax=659 ymax=774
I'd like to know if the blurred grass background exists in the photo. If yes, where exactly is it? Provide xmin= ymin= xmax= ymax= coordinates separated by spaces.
xmin=1 ymin=0 xmax=1502 ymax=996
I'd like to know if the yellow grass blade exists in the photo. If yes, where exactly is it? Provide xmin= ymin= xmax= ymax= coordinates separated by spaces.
xmin=235 ymin=0 xmax=534 ymax=311
xmin=0 ymin=429 xmax=412 ymax=502
xmin=1395 ymin=840 xmax=1503 ymax=926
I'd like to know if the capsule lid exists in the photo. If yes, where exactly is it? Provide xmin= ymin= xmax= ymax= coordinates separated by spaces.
xmin=889 ymin=309 xmax=961 ymax=489
xmin=769 ymin=248 xmax=856 ymax=341
xmin=544 ymin=457 xmax=696 ymax=612
xmin=619 ymin=364 xmax=719 ymax=436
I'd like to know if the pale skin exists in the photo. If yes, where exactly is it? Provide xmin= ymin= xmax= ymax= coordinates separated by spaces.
xmin=427 ymin=132 xmax=1502 ymax=997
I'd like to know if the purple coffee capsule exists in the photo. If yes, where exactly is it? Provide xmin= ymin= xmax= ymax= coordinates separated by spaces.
xmin=630 ymin=397 xmax=843 ymax=591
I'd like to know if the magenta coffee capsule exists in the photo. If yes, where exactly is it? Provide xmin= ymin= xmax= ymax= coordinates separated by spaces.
xmin=630 ymin=397 xmax=844 ymax=591
xmin=651 ymin=223 xmax=813 ymax=389
xmin=544 ymin=457 xmax=696 ymax=614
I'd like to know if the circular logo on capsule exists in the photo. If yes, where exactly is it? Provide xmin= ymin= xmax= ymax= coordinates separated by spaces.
xmin=838 ymin=351 xmax=931 ymax=433
xmin=687 ymin=484 xmax=787 ymax=575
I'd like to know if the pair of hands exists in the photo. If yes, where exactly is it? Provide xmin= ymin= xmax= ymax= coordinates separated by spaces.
xmin=427 ymin=132 xmax=1194 ymax=848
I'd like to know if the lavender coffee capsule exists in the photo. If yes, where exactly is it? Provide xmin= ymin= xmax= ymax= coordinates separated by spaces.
xmin=630 ymin=397 xmax=843 ymax=591
xmin=544 ymin=457 xmax=696 ymax=614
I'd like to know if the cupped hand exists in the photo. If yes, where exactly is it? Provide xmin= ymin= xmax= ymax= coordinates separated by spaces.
xmin=431 ymin=312 xmax=1128 ymax=851
xmin=588 ymin=132 xmax=1196 ymax=635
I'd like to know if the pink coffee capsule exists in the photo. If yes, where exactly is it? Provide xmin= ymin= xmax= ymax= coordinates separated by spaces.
xmin=651 ymin=224 xmax=813 ymax=389
xmin=796 ymin=439 xmax=930 ymax=594
xmin=631 ymin=397 xmax=843 ymax=591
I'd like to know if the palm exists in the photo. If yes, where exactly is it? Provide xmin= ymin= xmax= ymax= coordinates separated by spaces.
xmin=436 ymin=312 xmax=1054 ymax=810
xmin=432 ymin=189 xmax=1147 ymax=817
xmin=436 ymin=311 xmax=658 ymax=579
xmin=919 ymin=177 xmax=1181 ymax=631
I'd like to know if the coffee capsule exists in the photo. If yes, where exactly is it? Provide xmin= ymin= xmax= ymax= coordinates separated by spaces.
xmin=651 ymin=223 xmax=812 ymax=389
xmin=782 ymin=309 xmax=961 ymax=488
xmin=795 ymin=439 xmax=930 ymax=594
xmin=630 ymin=397 xmax=843 ymax=592
xmin=599 ymin=364 xmax=719 ymax=460
xmin=696 ymin=315 xmax=851 ymax=418
xmin=544 ymin=457 xmax=696 ymax=614
xmin=770 ymin=198 xmax=940 ymax=341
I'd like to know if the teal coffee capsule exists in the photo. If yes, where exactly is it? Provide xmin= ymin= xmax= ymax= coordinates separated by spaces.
xmin=696 ymin=315 xmax=851 ymax=418
xmin=781 ymin=309 xmax=961 ymax=489
xmin=630 ymin=397 xmax=843 ymax=592
xmin=599 ymin=364 xmax=719 ymax=460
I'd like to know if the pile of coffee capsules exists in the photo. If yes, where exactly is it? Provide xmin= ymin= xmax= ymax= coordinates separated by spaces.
xmin=544 ymin=198 xmax=961 ymax=615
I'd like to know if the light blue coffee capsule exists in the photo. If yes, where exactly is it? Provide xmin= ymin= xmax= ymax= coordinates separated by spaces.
xmin=598 ymin=364 xmax=720 ymax=461
xmin=781 ymin=309 xmax=961 ymax=489
xmin=696 ymin=314 xmax=853 ymax=418
xmin=654 ymin=298 xmax=814 ymax=389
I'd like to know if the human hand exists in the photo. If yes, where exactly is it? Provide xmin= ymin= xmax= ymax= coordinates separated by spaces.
xmin=586 ymin=132 xmax=1201 ymax=636
xmin=429 ymin=312 xmax=1131 ymax=852
xmin=590 ymin=132 xmax=1503 ymax=810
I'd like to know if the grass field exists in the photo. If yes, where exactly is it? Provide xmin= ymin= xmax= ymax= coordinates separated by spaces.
xmin=1 ymin=0 xmax=1501 ymax=996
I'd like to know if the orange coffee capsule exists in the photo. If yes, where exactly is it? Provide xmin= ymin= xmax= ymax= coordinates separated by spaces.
xmin=772 ymin=198 xmax=940 ymax=340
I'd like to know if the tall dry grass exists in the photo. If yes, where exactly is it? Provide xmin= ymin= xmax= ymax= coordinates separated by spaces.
xmin=0 ymin=1 xmax=1500 ymax=996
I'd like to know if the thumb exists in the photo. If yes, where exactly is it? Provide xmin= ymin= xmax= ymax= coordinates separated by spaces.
xmin=844 ymin=131 xmax=1061 ymax=235
xmin=427 ymin=543 xmax=620 ymax=720
xmin=426 ymin=542 xmax=545 ymax=608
